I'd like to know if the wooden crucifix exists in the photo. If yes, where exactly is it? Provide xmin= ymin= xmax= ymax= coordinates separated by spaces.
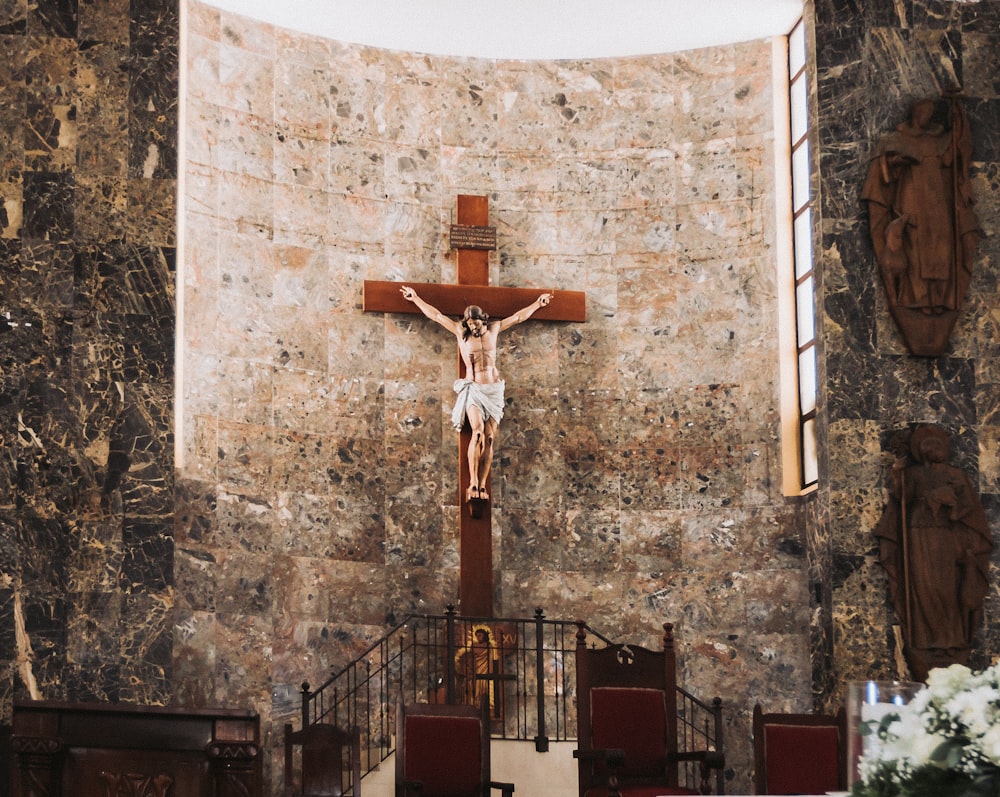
xmin=363 ymin=195 xmax=585 ymax=617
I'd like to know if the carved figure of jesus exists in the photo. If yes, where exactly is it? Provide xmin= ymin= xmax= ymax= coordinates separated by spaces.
xmin=400 ymin=285 xmax=552 ymax=503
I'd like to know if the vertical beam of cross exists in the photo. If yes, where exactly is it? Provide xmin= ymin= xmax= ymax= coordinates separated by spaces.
xmin=453 ymin=195 xmax=493 ymax=616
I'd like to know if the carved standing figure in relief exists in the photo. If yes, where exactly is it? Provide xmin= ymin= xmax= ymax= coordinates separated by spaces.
xmin=400 ymin=285 xmax=551 ymax=504
xmin=875 ymin=425 xmax=993 ymax=681
xmin=862 ymin=96 xmax=981 ymax=356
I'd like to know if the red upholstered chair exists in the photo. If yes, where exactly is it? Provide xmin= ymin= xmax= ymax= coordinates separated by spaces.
xmin=284 ymin=721 xmax=361 ymax=797
xmin=395 ymin=698 xmax=514 ymax=797
xmin=752 ymin=703 xmax=846 ymax=795
xmin=574 ymin=622 xmax=725 ymax=797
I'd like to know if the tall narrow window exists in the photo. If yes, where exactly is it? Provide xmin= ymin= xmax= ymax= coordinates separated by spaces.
xmin=776 ymin=18 xmax=818 ymax=494
xmin=788 ymin=19 xmax=818 ymax=488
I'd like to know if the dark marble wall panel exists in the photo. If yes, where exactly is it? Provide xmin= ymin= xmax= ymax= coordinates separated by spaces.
xmin=0 ymin=0 xmax=176 ymax=721
xmin=128 ymin=0 xmax=178 ymax=181
xmin=31 ymin=0 xmax=78 ymax=39
xmin=812 ymin=0 xmax=1000 ymax=705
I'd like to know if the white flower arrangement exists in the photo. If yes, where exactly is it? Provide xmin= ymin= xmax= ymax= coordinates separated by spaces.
xmin=853 ymin=663 xmax=1000 ymax=796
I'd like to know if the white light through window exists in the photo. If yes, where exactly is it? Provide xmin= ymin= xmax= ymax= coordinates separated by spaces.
xmin=788 ymin=17 xmax=818 ymax=489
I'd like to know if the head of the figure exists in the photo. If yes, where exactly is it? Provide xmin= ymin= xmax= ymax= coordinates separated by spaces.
xmin=911 ymin=98 xmax=936 ymax=130
xmin=910 ymin=424 xmax=950 ymax=464
xmin=461 ymin=305 xmax=489 ymax=339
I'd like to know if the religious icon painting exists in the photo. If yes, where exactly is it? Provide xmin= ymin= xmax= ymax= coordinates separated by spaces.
xmin=453 ymin=622 xmax=517 ymax=722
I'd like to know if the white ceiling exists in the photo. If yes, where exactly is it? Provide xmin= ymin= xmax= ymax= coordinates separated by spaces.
xmin=196 ymin=0 xmax=804 ymax=59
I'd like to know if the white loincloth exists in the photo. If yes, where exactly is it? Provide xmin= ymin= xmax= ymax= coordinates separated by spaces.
xmin=451 ymin=379 xmax=505 ymax=430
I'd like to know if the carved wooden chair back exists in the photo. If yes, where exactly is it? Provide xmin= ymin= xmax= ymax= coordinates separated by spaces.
xmin=574 ymin=621 xmax=724 ymax=796
xmin=752 ymin=703 xmax=847 ymax=795
xmin=394 ymin=698 xmax=514 ymax=797
xmin=283 ymin=721 xmax=361 ymax=797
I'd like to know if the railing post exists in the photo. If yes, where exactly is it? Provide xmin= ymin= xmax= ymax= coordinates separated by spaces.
xmin=712 ymin=696 xmax=724 ymax=795
xmin=360 ymin=660 xmax=370 ymax=752
xmin=533 ymin=607 xmax=549 ymax=752
xmin=299 ymin=682 xmax=311 ymax=729
xmin=445 ymin=605 xmax=457 ymax=704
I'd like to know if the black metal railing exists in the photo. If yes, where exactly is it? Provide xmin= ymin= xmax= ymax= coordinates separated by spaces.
xmin=297 ymin=607 xmax=591 ymax=778
xmin=677 ymin=687 xmax=726 ymax=794
xmin=294 ymin=608 xmax=724 ymax=795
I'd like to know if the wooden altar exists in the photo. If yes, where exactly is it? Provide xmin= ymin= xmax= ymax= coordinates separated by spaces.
xmin=10 ymin=701 xmax=261 ymax=797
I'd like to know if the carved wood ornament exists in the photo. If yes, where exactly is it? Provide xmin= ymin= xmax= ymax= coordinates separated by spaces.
xmin=874 ymin=425 xmax=993 ymax=681
xmin=862 ymin=95 xmax=982 ymax=356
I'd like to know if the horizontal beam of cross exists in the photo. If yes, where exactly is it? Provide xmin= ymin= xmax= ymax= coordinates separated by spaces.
xmin=363 ymin=280 xmax=586 ymax=322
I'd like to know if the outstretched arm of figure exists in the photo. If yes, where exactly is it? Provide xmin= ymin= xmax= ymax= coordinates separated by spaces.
xmin=400 ymin=285 xmax=460 ymax=335
xmin=497 ymin=293 xmax=552 ymax=332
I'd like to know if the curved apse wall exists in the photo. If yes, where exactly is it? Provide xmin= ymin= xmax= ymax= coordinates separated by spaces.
xmin=193 ymin=0 xmax=804 ymax=60
xmin=178 ymin=2 xmax=807 ymax=792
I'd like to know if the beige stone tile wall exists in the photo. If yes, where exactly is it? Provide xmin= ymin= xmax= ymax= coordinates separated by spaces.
xmin=179 ymin=3 xmax=814 ymax=790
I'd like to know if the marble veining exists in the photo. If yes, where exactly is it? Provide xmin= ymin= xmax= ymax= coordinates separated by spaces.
xmin=0 ymin=0 xmax=177 ymax=719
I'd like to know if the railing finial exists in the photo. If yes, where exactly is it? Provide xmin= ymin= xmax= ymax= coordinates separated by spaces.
xmin=299 ymin=682 xmax=311 ymax=729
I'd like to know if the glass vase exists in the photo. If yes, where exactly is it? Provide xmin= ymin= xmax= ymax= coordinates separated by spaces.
xmin=845 ymin=679 xmax=924 ymax=788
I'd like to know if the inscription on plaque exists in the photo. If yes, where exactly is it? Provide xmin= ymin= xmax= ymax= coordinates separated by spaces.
xmin=450 ymin=224 xmax=497 ymax=251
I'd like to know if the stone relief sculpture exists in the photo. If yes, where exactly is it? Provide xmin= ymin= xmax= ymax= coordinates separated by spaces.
xmin=875 ymin=425 xmax=993 ymax=681
xmin=862 ymin=95 xmax=982 ymax=356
